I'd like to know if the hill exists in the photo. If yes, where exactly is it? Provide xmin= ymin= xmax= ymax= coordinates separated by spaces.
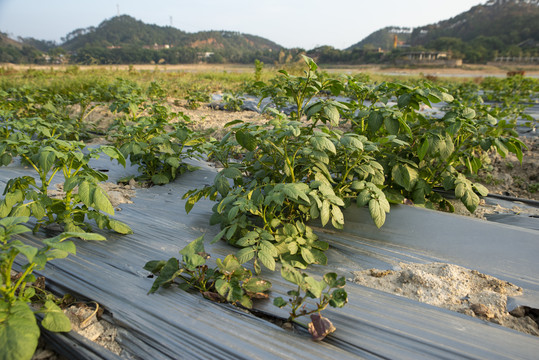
xmin=410 ymin=0 xmax=539 ymax=47
xmin=0 ymin=32 xmax=24 ymax=49
xmin=410 ymin=0 xmax=539 ymax=62
xmin=0 ymin=32 xmax=46 ymax=63
xmin=347 ymin=27 xmax=412 ymax=51
xmin=61 ymin=15 xmax=284 ymax=64
xmin=346 ymin=0 xmax=539 ymax=63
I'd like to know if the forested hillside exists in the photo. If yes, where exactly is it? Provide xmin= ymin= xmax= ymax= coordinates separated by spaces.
xmin=410 ymin=0 xmax=539 ymax=62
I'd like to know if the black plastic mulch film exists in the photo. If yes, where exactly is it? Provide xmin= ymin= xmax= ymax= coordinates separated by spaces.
xmin=3 ymin=149 xmax=539 ymax=359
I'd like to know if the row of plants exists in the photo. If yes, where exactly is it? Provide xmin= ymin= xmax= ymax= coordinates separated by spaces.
xmin=1 ymin=60 xmax=536 ymax=358
xmin=0 ymin=78 xmax=210 ymax=359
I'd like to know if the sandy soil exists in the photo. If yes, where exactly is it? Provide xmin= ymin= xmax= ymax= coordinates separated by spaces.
xmin=4 ymin=63 xmax=539 ymax=77
xmin=351 ymin=263 xmax=539 ymax=337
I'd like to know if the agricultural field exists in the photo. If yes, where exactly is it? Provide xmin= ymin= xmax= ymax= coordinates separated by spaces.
xmin=1 ymin=58 xmax=538 ymax=359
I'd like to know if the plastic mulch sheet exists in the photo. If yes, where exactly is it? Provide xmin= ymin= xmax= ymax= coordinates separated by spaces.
xmin=3 ymin=155 xmax=539 ymax=359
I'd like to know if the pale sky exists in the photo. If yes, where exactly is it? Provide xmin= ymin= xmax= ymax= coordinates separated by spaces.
xmin=0 ymin=0 xmax=485 ymax=50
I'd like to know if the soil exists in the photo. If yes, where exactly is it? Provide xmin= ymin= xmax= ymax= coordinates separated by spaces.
xmin=5 ymin=63 xmax=539 ymax=78
xmin=449 ymin=136 xmax=539 ymax=219
xmin=351 ymin=263 xmax=539 ymax=337
xmin=30 ymin=303 xmax=121 ymax=360
xmin=48 ymin=180 xmax=136 ymax=209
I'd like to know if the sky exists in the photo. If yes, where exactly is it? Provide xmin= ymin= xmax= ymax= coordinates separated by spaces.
xmin=0 ymin=0 xmax=485 ymax=50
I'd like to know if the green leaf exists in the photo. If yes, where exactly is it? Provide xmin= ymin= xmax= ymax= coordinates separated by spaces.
xmin=320 ymin=200 xmax=330 ymax=226
xmin=473 ymin=183 xmax=489 ymax=197
xmin=323 ymin=105 xmax=340 ymax=125
xmin=0 ymin=300 xmax=40 ymax=360
xmin=455 ymin=182 xmax=467 ymax=199
xmin=63 ymin=232 xmax=106 ymax=241
xmin=356 ymin=190 xmax=371 ymax=207
xmin=384 ymin=117 xmax=399 ymax=135
xmin=506 ymin=140 xmax=523 ymax=164
xmin=273 ymin=297 xmax=287 ymax=308
xmin=258 ymin=248 xmax=276 ymax=271
xmin=38 ymin=150 xmax=56 ymax=174
xmin=329 ymin=288 xmax=348 ymax=308
xmin=184 ymin=253 xmax=206 ymax=270
xmin=40 ymin=301 xmax=71 ymax=332
xmin=236 ymin=247 xmax=256 ymax=264
xmin=243 ymin=277 xmax=272 ymax=294
xmin=310 ymin=135 xmax=336 ymax=155
xmin=310 ymin=248 xmax=328 ymax=265
xmin=63 ymin=176 xmax=79 ymax=193
xmin=224 ymin=119 xmax=244 ymax=128
xmin=312 ymin=240 xmax=329 ymax=251
xmin=214 ymin=175 xmax=230 ymax=197
xmin=367 ymin=111 xmax=383 ymax=133
xmin=212 ymin=228 xmax=228 ymax=244
xmin=166 ymin=157 xmax=181 ymax=168
xmin=101 ymin=146 xmax=126 ymax=167
xmin=485 ymin=113 xmax=497 ymax=125
xmin=1 ymin=153 xmax=12 ymax=166
xmin=10 ymin=241 xmax=38 ymax=263
xmin=108 ymin=219 xmax=133 ymax=234
xmin=304 ymin=276 xmax=325 ymax=298
xmin=280 ymin=264 xmax=304 ymax=286
xmin=0 ymin=217 xmax=30 ymax=234
xmin=300 ymin=247 xmax=316 ymax=264
xmin=392 ymin=163 xmax=417 ymax=192
xmin=331 ymin=206 xmax=344 ymax=225
xmin=462 ymin=108 xmax=476 ymax=119
xmin=418 ymin=138 xmax=429 ymax=161
xmin=151 ymin=174 xmax=170 ymax=185
xmin=236 ymin=130 xmax=257 ymax=151
xmin=43 ymin=239 xmax=76 ymax=254
xmin=5 ymin=190 xmax=24 ymax=208
xmin=397 ymin=93 xmax=412 ymax=108
xmin=369 ymin=199 xmax=387 ymax=228
xmin=78 ymin=181 xmax=91 ymax=206
xmin=148 ymin=257 xmax=179 ymax=293
xmin=180 ymin=235 xmax=205 ymax=257
xmin=440 ymin=135 xmax=455 ymax=160
xmin=221 ymin=167 xmax=242 ymax=179
xmin=143 ymin=260 xmax=166 ymax=273
xmin=494 ymin=138 xmax=508 ymax=158
xmin=326 ymin=195 xmax=344 ymax=207
xmin=260 ymin=240 xmax=278 ymax=257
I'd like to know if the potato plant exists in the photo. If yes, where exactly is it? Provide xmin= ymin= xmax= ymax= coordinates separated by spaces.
xmin=108 ymin=85 xmax=205 ymax=185
xmin=0 ymin=138 xmax=131 ymax=234
xmin=0 ymin=217 xmax=105 ymax=360
xmin=144 ymin=235 xmax=272 ymax=309
xmin=343 ymin=79 xmax=526 ymax=212
xmin=0 ymin=85 xmax=105 ymax=141
xmin=184 ymin=112 xmax=389 ymax=273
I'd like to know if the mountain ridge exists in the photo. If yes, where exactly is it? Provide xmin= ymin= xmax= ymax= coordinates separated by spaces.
xmin=346 ymin=0 xmax=539 ymax=58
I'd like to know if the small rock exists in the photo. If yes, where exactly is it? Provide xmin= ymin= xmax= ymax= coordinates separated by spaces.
xmin=78 ymin=321 xmax=105 ymax=342
xmin=282 ymin=322 xmax=294 ymax=331
xmin=470 ymin=303 xmax=494 ymax=319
